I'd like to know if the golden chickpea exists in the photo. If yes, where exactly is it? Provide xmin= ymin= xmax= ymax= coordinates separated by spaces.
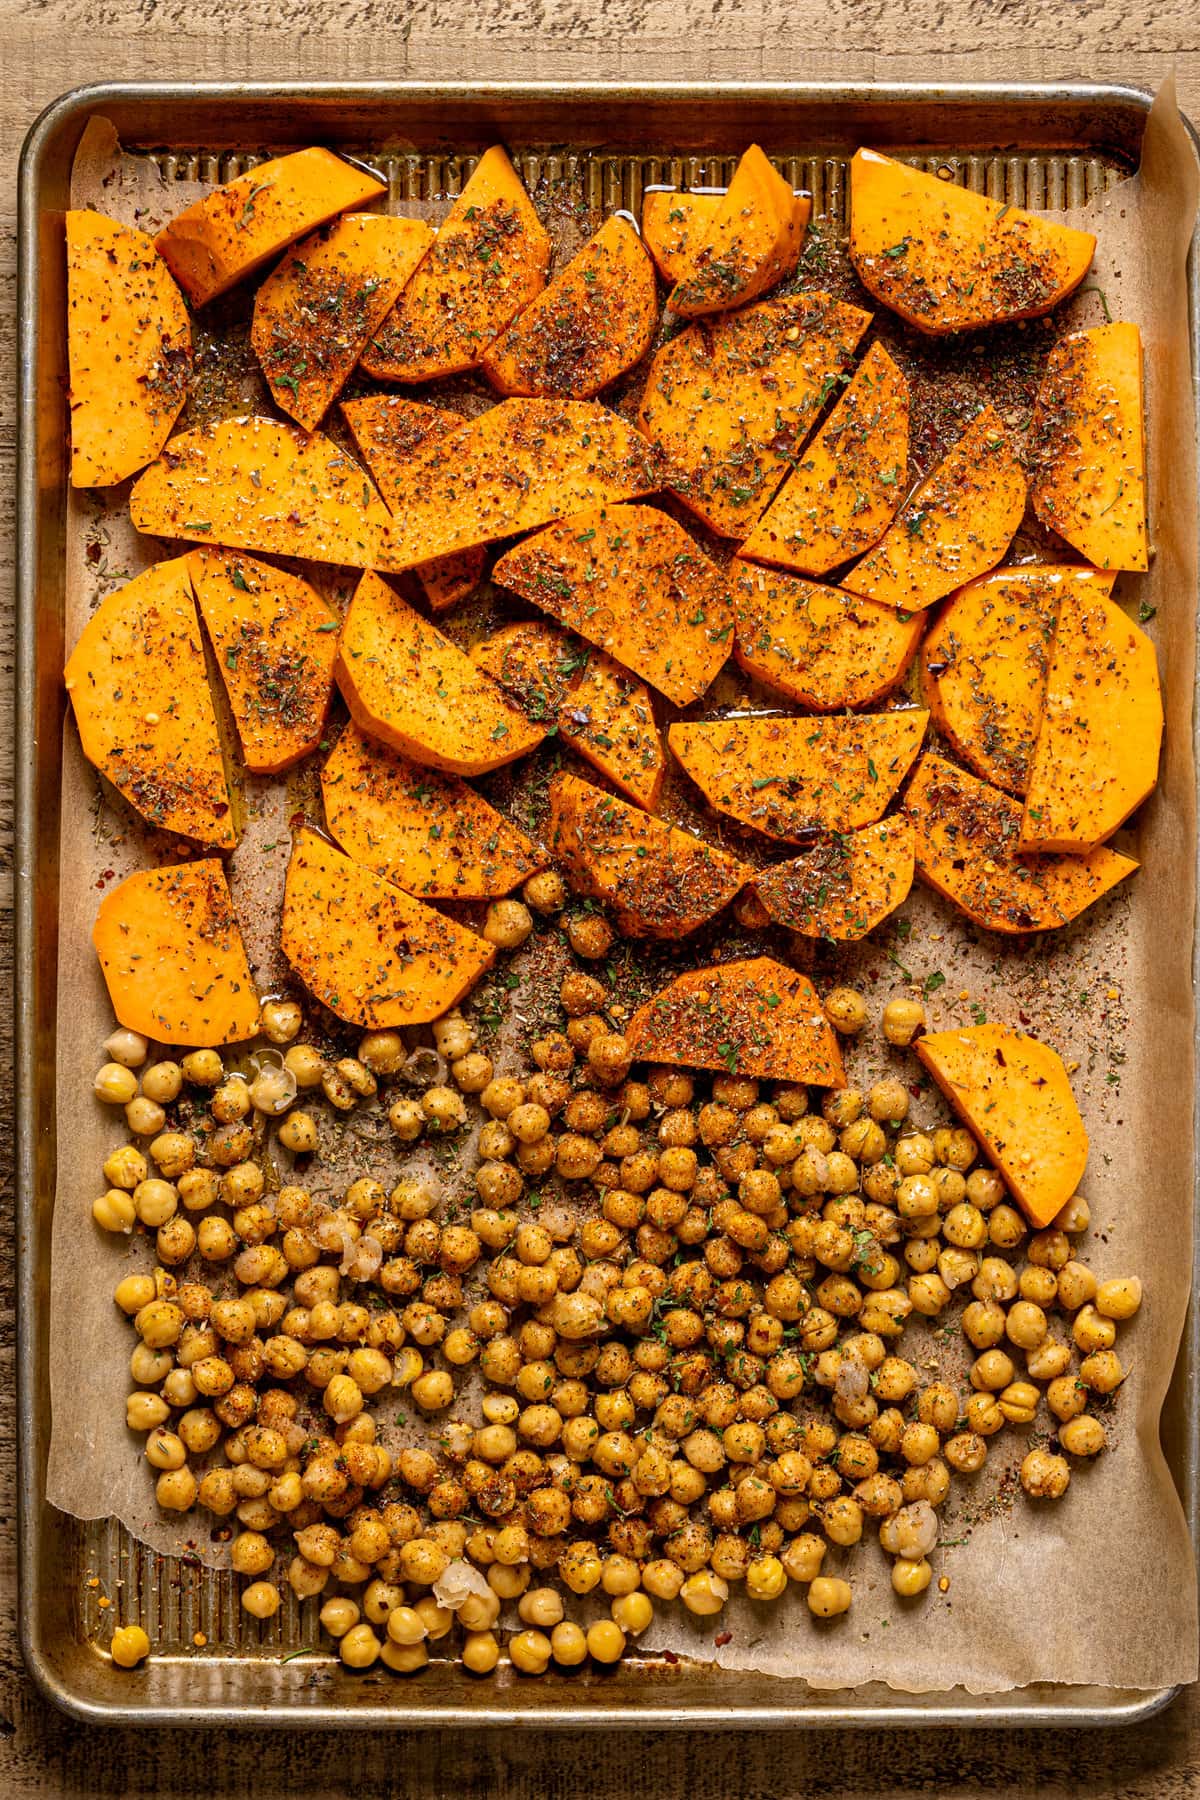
xmin=126 ymin=1098 xmax=168 ymax=1140
xmin=1079 ymin=1349 xmax=1124 ymax=1394
xmin=1021 ymin=1449 xmax=1070 ymax=1499
xmin=110 ymin=1623 xmax=151 ymax=1668
xmin=104 ymin=1145 xmax=148 ymax=1191
xmin=1073 ymin=1305 xmax=1117 ymax=1354
xmin=891 ymin=1556 xmax=933 ymax=1597
xmin=241 ymin=1580 xmax=281 ymax=1620
xmin=520 ymin=868 xmax=565 ymax=914
xmin=104 ymin=1027 xmax=149 ymax=1069
xmin=943 ymin=1431 xmax=987 ymax=1474
xmin=517 ymin=1586 xmax=564 ymax=1630
xmin=94 ymin=1188 xmax=136 ymax=1233
xmin=1096 ymin=1277 xmax=1142 ymax=1321
xmin=680 ymin=1571 xmax=729 ymax=1616
xmin=278 ymin=1111 xmax=318 ymax=1154
xmin=1006 ymin=1300 xmax=1048 ymax=1351
xmin=808 ymin=1576 xmax=853 ymax=1618
xmin=257 ymin=998 xmax=302 ymax=1045
xmin=455 ymin=1629 xmax=498 ymax=1675
xmin=1054 ymin=1192 xmax=1091 ymax=1234
xmin=566 ymin=912 xmax=613 ymax=960
xmin=339 ymin=1624 xmax=382 ymax=1669
xmin=95 ymin=1061 xmax=139 ymax=1105
xmin=882 ymin=996 xmax=924 ymax=1047
xmin=824 ymin=988 xmax=868 ymax=1035
xmin=423 ymin=1085 xmax=467 ymax=1132
xmin=141 ymin=1060 xmax=183 ymax=1104
xmin=483 ymin=899 xmax=534 ymax=950
xmin=1026 ymin=1336 xmax=1072 ymax=1382
xmin=970 ymin=1349 xmax=1014 ymax=1392
xmin=510 ymin=1629 xmax=552 ymax=1675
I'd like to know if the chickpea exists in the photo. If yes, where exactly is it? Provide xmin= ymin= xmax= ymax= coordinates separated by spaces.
xmin=522 ymin=868 xmax=566 ymax=914
xmin=679 ymin=1571 xmax=729 ymax=1616
xmin=1046 ymin=1376 xmax=1087 ymax=1423
xmin=95 ymin=1062 xmax=139 ymax=1105
xmin=824 ymin=988 xmax=868 ymax=1035
xmin=566 ymin=913 xmax=613 ymax=960
xmin=882 ymin=996 xmax=925 ymax=1046
xmin=110 ymin=1623 xmax=152 ymax=1668
xmin=1096 ymin=1277 xmax=1142 ymax=1321
xmin=241 ymin=1580 xmax=282 ymax=1620
xmin=484 ymin=899 xmax=534 ymax=950
xmin=1020 ymin=1449 xmax=1070 ymax=1500
xmin=1079 ymin=1349 xmax=1124 ymax=1395
xmin=891 ymin=1557 xmax=933 ymax=1597
xmin=1006 ymin=1300 xmax=1048 ymax=1351
xmin=105 ymin=1145 xmax=148 ymax=1191
xmin=93 ymin=1189 xmax=136 ymax=1233
xmin=808 ymin=1576 xmax=853 ymax=1618
xmin=943 ymin=1432 xmax=987 ymax=1474
xmin=970 ymin=1349 xmax=1014 ymax=1392
xmin=339 ymin=1624 xmax=382 ymax=1669
xmin=1073 ymin=1305 xmax=1116 ymax=1354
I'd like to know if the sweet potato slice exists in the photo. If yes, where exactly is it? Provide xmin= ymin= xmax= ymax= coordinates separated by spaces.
xmin=732 ymin=564 xmax=922 ymax=711
xmin=346 ymin=399 xmax=666 ymax=570
xmin=849 ymin=149 xmax=1096 ymax=335
xmin=754 ymin=818 xmax=915 ymax=942
xmin=906 ymin=753 xmax=1136 ymax=932
xmin=93 ymin=860 xmax=259 ymax=1046
xmin=670 ymin=711 xmax=928 ymax=842
xmin=482 ymin=215 xmax=658 ymax=399
xmin=638 ymin=291 xmax=871 ymax=538
xmin=667 ymin=147 xmax=810 ymax=317
xmin=739 ymin=342 xmax=909 ymax=575
xmin=361 ymin=146 xmax=550 ymax=382
xmin=641 ymin=192 xmax=723 ymax=283
xmin=914 ymin=1025 xmax=1088 ymax=1228
xmin=64 ymin=557 xmax=235 ymax=847
xmin=252 ymin=214 xmax=433 ymax=428
xmin=492 ymin=503 xmax=732 ymax=706
xmin=321 ymin=723 xmax=543 ymax=900
xmin=626 ymin=957 xmax=845 ymax=1088
xmin=1019 ymin=589 xmax=1162 ymax=853
xmin=341 ymin=396 xmax=486 ymax=611
xmin=474 ymin=621 xmax=664 ymax=810
xmin=129 ymin=416 xmax=404 ymax=571
xmin=841 ymin=407 xmax=1026 ymax=612
xmin=549 ymin=772 xmax=749 ymax=937
xmin=282 ymin=828 xmax=494 ymax=1028
xmin=66 ymin=210 xmax=191 ymax=489
xmin=187 ymin=548 xmax=338 ymax=774
xmin=336 ymin=572 xmax=543 ymax=777
xmin=155 ymin=148 xmax=385 ymax=306
xmin=921 ymin=565 xmax=1116 ymax=797
xmin=1028 ymin=322 xmax=1148 ymax=572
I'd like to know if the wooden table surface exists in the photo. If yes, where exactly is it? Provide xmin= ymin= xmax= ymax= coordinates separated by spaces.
xmin=2 ymin=8 xmax=1198 ymax=1792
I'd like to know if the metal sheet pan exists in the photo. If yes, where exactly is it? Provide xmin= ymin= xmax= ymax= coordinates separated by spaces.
xmin=15 ymin=77 xmax=1200 ymax=1729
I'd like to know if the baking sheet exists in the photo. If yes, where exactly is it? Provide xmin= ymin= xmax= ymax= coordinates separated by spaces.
xmin=45 ymin=89 xmax=1200 ymax=1695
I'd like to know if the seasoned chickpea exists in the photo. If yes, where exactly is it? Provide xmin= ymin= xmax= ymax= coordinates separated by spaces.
xmin=1078 ymin=1349 xmax=1124 ymax=1394
xmin=1060 ymin=1413 xmax=1107 ymax=1456
xmin=808 ymin=1576 xmax=853 ymax=1617
xmin=510 ymin=1629 xmax=552 ymax=1674
xmin=339 ymin=1624 xmax=382 ymax=1669
xmin=95 ymin=1062 xmax=139 ymax=1105
xmin=110 ymin=1623 xmax=152 ymax=1668
xmin=1020 ymin=1449 xmax=1070 ymax=1499
xmin=523 ymin=869 xmax=567 ymax=914
xmin=970 ymin=1349 xmax=1014 ymax=1392
xmin=891 ymin=1557 xmax=933 ymax=1597
xmin=882 ymin=996 xmax=925 ymax=1046
xmin=105 ymin=1145 xmax=148 ymax=1191
xmin=679 ymin=1571 xmax=729 ymax=1616
xmin=484 ymin=900 xmax=534 ymax=950
xmin=1096 ymin=1277 xmax=1142 ymax=1321
xmin=141 ymin=1061 xmax=183 ymax=1105
xmin=94 ymin=1188 xmax=136 ymax=1233
xmin=242 ymin=1580 xmax=282 ymax=1620
xmin=1073 ymin=1305 xmax=1116 ymax=1354
xmin=566 ymin=913 xmax=614 ymax=960
xmin=1006 ymin=1301 xmax=1048 ymax=1351
xmin=824 ymin=988 xmax=868 ymax=1035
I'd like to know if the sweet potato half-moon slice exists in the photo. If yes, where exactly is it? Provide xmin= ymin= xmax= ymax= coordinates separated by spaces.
xmin=627 ymin=957 xmax=846 ymax=1088
xmin=188 ymin=548 xmax=338 ymax=775
xmin=321 ymin=723 xmax=544 ymax=901
xmin=335 ymin=573 xmax=544 ymax=778
xmin=64 ymin=556 xmax=236 ymax=847
xmin=549 ymin=772 xmax=749 ymax=938
xmin=361 ymin=145 xmax=550 ymax=381
xmin=906 ymin=753 xmax=1136 ymax=932
xmin=155 ymin=147 xmax=385 ymax=305
xmin=667 ymin=146 xmax=810 ymax=317
xmin=732 ymin=564 xmax=922 ymax=712
xmin=849 ymin=148 xmax=1095 ymax=334
xmin=754 ymin=817 xmax=915 ymax=942
xmin=1019 ymin=588 xmax=1162 ymax=853
xmin=670 ymin=710 xmax=928 ymax=842
xmin=282 ymin=828 xmax=495 ymax=1028
xmin=921 ymin=563 xmax=1116 ymax=797
xmin=641 ymin=192 xmax=723 ymax=283
xmin=841 ymin=407 xmax=1026 ymax=612
xmin=66 ymin=210 xmax=191 ymax=488
xmin=93 ymin=860 xmax=259 ymax=1046
xmin=915 ymin=1024 xmax=1088 ymax=1227
xmin=1028 ymin=321 xmax=1148 ymax=572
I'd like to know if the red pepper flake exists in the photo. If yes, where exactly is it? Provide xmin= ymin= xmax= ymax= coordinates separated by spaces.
xmin=714 ymin=1630 xmax=732 ymax=1647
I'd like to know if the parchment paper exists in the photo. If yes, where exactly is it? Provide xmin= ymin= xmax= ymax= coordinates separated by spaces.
xmin=47 ymin=92 xmax=1200 ymax=1693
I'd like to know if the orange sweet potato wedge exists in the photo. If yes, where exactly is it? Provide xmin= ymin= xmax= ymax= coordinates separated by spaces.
xmin=849 ymin=149 xmax=1096 ymax=335
xmin=1019 ymin=588 xmax=1162 ymax=853
xmin=282 ymin=827 xmax=495 ymax=1028
xmin=732 ymin=564 xmax=923 ymax=711
xmin=626 ymin=956 xmax=845 ymax=1088
xmin=155 ymin=148 xmax=386 ymax=306
xmin=639 ymin=291 xmax=871 ymax=538
xmin=129 ymin=416 xmax=404 ymax=570
xmin=252 ymin=214 xmax=434 ymax=428
xmin=906 ymin=753 xmax=1136 ymax=932
xmin=921 ymin=564 xmax=1116 ymax=797
xmin=482 ymin=215 xmax=658 ymax=398
xmin=738 ymin=342 xmax=910 ymax=575
xmin=473 ymin=620 xmax=664 ymax=810
xmin=341 ymin=396 xmax=486 ymax=611
xmin=336 ymin=572 xmax=544 ymax=777
xmin=668 ymin=147 xmax=810 ymax=317
xmin=841 ymin=407 xmax=1026 ymax=612
xmin=914 ymin=1024 xmax=1088 ymax=1228
xmin=321 ymin=722 xmax=544 ymax=900
xmin=1028 ymin=322 xmax=1148 ymax=572
xmin=187 ymin=548 xmax=338 ymax=774
xmin=345 ymin=399 xmax=667 ymax=570
xmin=64 ymin=557 xmax=236 ymax=847
xmin=492 ymin=503 xmax=733 ymax=706
xmin=754 ymin=817 xmax=916 ymax=942
xmin=93 ymin=859 xmax=259 ymax=1046
xmin=641 ymin=192 xmax=724 ymax=283
xmin=549 ymin=772 xmax=749 ymax=937
xmin=361 ymin=146 xmax=550 ymax=381
xmin=670 ymin=711 xmax=928 ymax=842
xmin=67 ymin=210 xmax=191 ymax=489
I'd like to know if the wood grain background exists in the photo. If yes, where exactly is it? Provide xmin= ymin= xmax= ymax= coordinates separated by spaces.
xmin=2 ymin=9 xmax=1198 ymax=1792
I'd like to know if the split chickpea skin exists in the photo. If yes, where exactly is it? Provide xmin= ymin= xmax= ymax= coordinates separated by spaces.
xmin=94 ymin=965 xmax=1141 ymax=1674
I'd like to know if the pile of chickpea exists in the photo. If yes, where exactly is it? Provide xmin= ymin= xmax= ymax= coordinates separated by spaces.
xmin=92 ymin=875 xmax=1143 ymax=1676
